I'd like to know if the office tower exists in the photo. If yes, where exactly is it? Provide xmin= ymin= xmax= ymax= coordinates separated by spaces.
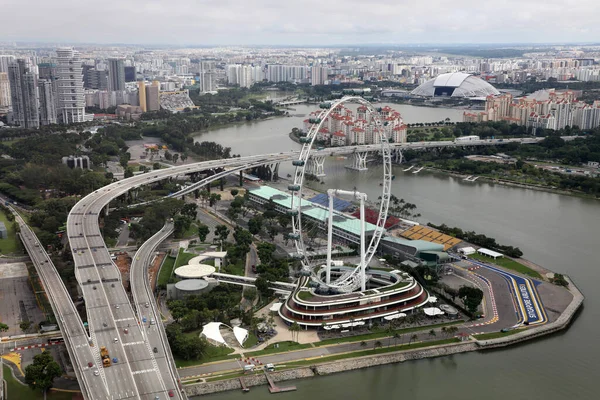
xmin=56 ymin=47 xmax=86 ymax=124
xmin=39 ymin=79 xmax=57 ymax=125
xmin=0 ymin=55 xmax=15 ymax=73
xmin=8 ymin=59 xmax=40 ymax=128
xmin=108 ymin=58 xmax=126 ymax=91
xmin=146 ymin=81 xmax=160 ymax=111
xmin=138 ymin=81 xmax=147 ymax=112
xmin=311 ymin=66 xmax=328 ymax=86
xmin=124 ymin=66 xmax=136 ymax=82
xmin=84 ymin=69 xmax=108 ymax=90
xmin=0 ymin=72 xmax=11 ymax=110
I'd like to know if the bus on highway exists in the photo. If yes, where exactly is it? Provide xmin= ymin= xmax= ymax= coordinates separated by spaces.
xmin=47 ymin=336 xmax=65 ymax=343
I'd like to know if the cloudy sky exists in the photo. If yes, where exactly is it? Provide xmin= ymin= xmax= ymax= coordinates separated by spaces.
xmin=2 ymin=0 xmax=598 ymax=46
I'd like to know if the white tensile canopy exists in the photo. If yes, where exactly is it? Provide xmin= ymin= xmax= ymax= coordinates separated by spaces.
xmin=383 ymin=313 xmax=407 ymax=321
xmin=233 ymin=326 xmax=249 ymax=347
xmin=201 ymin=322 xmax=227 ymax=345
xmin=423 ymin=307 xmax=444 ymax=316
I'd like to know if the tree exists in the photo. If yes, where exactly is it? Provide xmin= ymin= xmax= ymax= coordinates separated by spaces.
xmin=164 ymin=150 xmax=173 ymax=161
xmin=173 ymin=215 xmax=192 ymax=238
xmin=20 ymin=320 xmax=32 ymax=332
xmin=209 ymin=193 xmax=221 ymax=210
xmin=244 ymin=288 xmax=257 ymax=304
xmin=360 ymin=341 xmax=367 ymax=348
xmin=428 ymin=329 xmax=437 ymax=340
xmin=233 ymin=227 xmax=253 ymax=252
xmin=124 ymin=167 xmax=134 ymax=178
xmin=0 ymin=322 xmax=8 ymax=332
xmin=197 ymin=223 xmax=210 ymax=242
xmin=180 ymin=153 xmax=188 ymax=163
xmin=181 ymin=203 xmax=198 ymax=219
xmin=447 ymin=326 xmax=459 ymax=338
xmin=24 ymin=351 xmax=62 ymax=394
xmin=255 ymin=276 xmax=273 ymax=298
xmin=458 ymin=286 xmax=484 ymax=315
xmin=289 ymin=321 xmax=301 ymax=342
xmin=214 ymin=225 xmax=230 ymax=243
xmin=374 ymin=340 xmax=383 ymax=349
xmin=248 ymin=216 xmax=263 ymax=235
xmin=230 ymin=188 xmax=239 ymax=196
xmin=409 ymin=334 xmax=418 ymax=345
xmin=173 ymin=153 xmax=179 ymax=164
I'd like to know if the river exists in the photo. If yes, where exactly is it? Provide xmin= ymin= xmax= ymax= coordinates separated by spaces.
xmin=192 ymin=104 xmax=599 ymax=400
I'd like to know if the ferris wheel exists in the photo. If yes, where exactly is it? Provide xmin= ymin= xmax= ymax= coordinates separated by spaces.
xmin=288 ymin=96 xmax=392 ymax=293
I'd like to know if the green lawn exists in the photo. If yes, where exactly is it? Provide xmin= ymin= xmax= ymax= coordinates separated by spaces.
xmin=314 ymin=321 xmax=464 ymax=347
xmin=244 ymin=341 xmax=313 ymax=357
xmin=470 ymin=253 xmax=542 ymax=279
xmin=296 ymin=291 xmax=313 ymax=301
xmin=182 ymin=223 xmax=198 ymax=239
xmin=0 ymin=209 xmax=20 ymax=255
xmin=474 ymin=329 xmax=522 ymax=340
xmin=222 ymin=259 xmax=244 ymax=276
xmin=175 ymin=249 xmax=198 ymax=269
xmin=174 ymin=342 xmax=237 ymax=368
xmin=2 ymin=365 xmax=74 ymax=400
xmin=377 ymin=280 xmax=410 ymax=293
xmin=157 ymin=255 xmax=176 ymax=287
xmin=244 ymin=332 xmax=259 ymax=348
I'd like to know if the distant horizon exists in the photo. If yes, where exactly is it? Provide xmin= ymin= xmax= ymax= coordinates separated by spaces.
xmin=1 ymin=41 xmax=600 ymax=50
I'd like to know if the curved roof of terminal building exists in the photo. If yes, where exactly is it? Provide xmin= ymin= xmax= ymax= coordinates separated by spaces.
xmin=174 ymin=264 xmax=216 ymax=279
xmin=411 ymin=72 xmax=500 ymax=98
xmin=175 ymin=279 xmax=209 ymax=291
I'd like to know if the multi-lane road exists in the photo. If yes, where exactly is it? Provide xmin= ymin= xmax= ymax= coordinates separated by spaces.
xmin=14 ymin=211 xmax=111 ymax=400
xmin=129 ymin=222 xmax=182 ymax=396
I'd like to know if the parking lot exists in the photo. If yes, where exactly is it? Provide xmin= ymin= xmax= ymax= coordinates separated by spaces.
xmin=0 ymin=262 xmax=45 ymax=336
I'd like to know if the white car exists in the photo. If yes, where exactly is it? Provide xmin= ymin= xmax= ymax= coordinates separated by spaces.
xmin=93 ymin=369 xmax=99 ymax=376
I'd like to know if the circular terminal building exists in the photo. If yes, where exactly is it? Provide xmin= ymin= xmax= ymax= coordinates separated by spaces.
xmin=174 ymin=264 xmax=216 ymax=280
xmin=411 ymin=72 xmax=500 ymax=98
xmin=174 ymin=279 xmax=209 ymax=297
xmin=279 ymin=266 xmax=429 ymax=328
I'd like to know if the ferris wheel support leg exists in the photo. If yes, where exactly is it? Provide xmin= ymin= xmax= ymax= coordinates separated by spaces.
xmin=326 ymin=192 xmax=333 ymax=284
xmin=360 ymin=196 xmax=366 ymax=291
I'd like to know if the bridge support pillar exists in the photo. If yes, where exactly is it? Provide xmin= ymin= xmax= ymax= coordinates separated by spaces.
xmin=104 ymin=204 xmax=109 ymax=216
xmin=393 ymin=149 xmax=404 ymax=164
xmin=346 ymin=152 xmax=368 ymax=171
xmin=272 ymin=163 xmax=280 ymax=181
xmin=307 ymin=156 xmax=326 ymax=177
xmin=239 ymin=171 xmax=243 ymax=187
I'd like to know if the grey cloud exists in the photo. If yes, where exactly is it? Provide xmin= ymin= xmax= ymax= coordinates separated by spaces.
xmin=1 ymin=0 xmax=599 ymax=45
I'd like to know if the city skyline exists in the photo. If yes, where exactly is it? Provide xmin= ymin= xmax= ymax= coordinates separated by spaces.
xmin=2 ymin=0 xmax=600 ymax=46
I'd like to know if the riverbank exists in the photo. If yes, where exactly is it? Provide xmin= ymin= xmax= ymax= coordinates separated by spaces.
xmin=184 ymin=275 xmax=583 ymax=397
xmin=422 ymin=166 xmax=599 ymax=200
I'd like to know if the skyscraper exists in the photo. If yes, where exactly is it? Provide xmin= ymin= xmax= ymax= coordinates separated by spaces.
xmin=108 ymin=58 xmax=126 ymax=91
xmin=0 ymin=55 xmax=15 ymax=73
xmin=39 ymin=79 xmax=57 ymax=125
xmin=124 ymin=66 xmax=136 ymax=82
xmin=8 ymin=59 xmax=39 ymax=128
xmin=38 ymin=62 xmax=59 ymax=119
xmin=56 ymin=47 xmax=86 ymax=124
xmin=138 ymin=81 xmax=147 ymax=112
xmin=145 ymin=81 xmax=160 ymax=111
xmin=0 ymin=72 xmax=11 ymax=111
xmin=311 ymin=66 xmax=328 ymax=86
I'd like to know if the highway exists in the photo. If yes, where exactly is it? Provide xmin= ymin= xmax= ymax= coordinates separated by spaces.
xmin=129 ymin=223 xmax=182 ymax=398
xmin=13 ymin=211 xmax=111 ymax=400
xmin=58 ymin=137 xmax=567 ymax=398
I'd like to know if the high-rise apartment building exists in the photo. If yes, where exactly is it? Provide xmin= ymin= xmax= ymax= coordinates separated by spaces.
xmin=56 ymin=47 xmax=87 ymax=123
xmin=0 ymin=72 xmax=11 ymax=110
xmin=38 ymin=62 xmax=59 ymax=117
xmin=311 ymin=66 xmax=328 ymax=86
xmin=146 ymin=81 xmax=160 ymax=111
xmin=8 ymin=59 xmax=39 ymax=128
xmin=108 ymin=58 xmax=126 ymax=91
xmin=0 ymin=55 xmax=15 ymax=73
xmin=39 ymin=79 xmax=57 ymax=125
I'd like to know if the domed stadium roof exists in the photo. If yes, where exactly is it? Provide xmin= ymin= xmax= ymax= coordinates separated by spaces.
xmin=411 ymin=72 xmax=500 ymax=98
